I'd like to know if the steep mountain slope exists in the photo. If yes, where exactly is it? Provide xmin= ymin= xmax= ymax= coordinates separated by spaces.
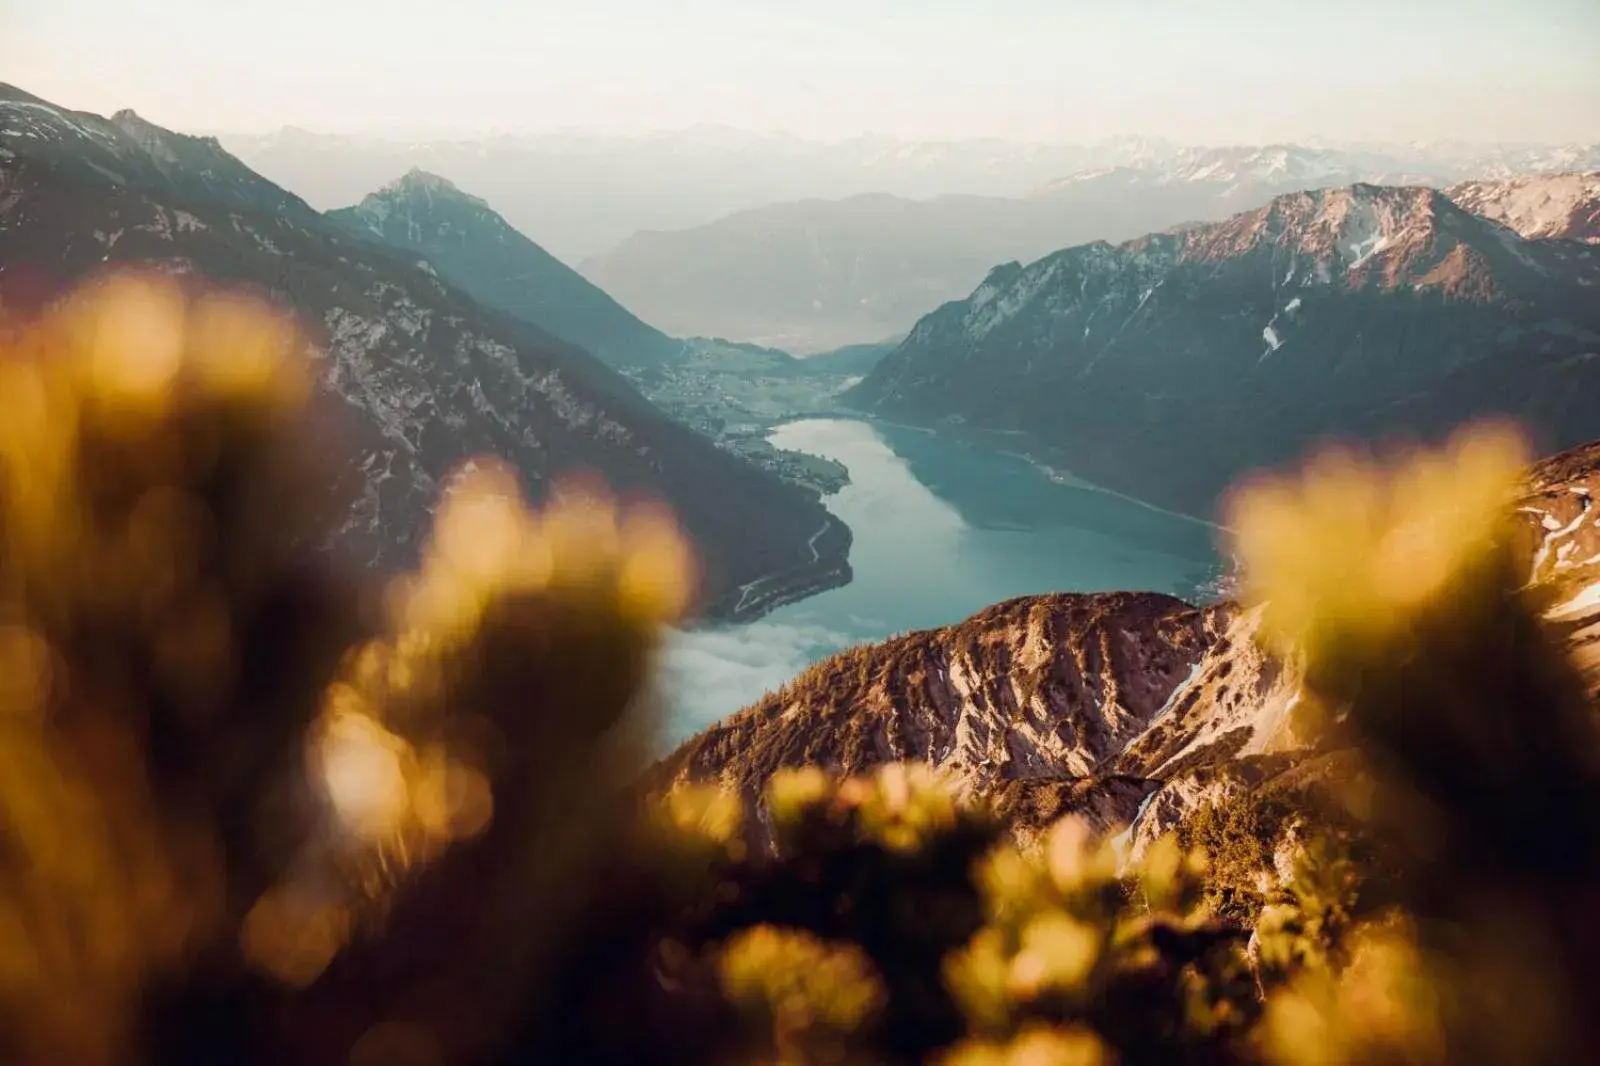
xmin=1445 ymin=172 xmax=1600 ymax=244
xmin=657 ymin=437 xmax=1600 ymax=852
xmin=651 ymin=592 xmax=1228 ymax=814
xmin=0 ymin=84 xmax=849 ymax=619
xmin=328 ymin=170 xmax=683 ymax=368
xmin=848 ymin=184 xmax=1600 ymax=518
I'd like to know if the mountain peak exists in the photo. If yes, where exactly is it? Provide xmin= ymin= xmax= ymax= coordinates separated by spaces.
xmin=380 ymin=167 xmax=477 ymax=201
xmin=1176 ymin=183 xmax=1476 ymax=291
xmin=399 ymin=166 xmax=453 ymax=189
xmin=327 ymin=169 xmax=683 ymax=368
xmin=109 ymin=107 xmax=209 ymax=155
xmin=1 ymin=90 xmax=314 ymax=220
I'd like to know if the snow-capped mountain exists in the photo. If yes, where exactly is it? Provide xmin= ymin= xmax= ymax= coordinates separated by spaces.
xmin=1037 ymin=142 xmax=1600 ymax=197
xmin=1441 ymin=143 xmax=1600 ymax=181
xmin=1445 ymin=172 xmax=1600 ymax=244
xmin=0 ymin=83 xmax=850 ymax=619
xmin=329 ymin=169 xmax=683 ymax=367
xmin=1033 ymin=144 xmax=1447 ymax=197
xmin=847 ymin=183 xmax=1600 ymax=517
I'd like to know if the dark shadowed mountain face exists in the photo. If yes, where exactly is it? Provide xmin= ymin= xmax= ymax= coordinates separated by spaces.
xmin=328 ymin=171 xmax=683 ymax=368
xmin=848 ymin=184 xmax=1600 ymax=518
xmin=0 ymin=84 xmax=849 ymax=619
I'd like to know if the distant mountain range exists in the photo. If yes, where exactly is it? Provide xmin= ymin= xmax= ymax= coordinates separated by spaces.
xmin=1444 ymin=172 xmax=1600 ymax=244
xmin=328 ymin=169 xmax=682 ymax=368
xmin=219 ymin=128 xmax=1600 ymax=264
xmin=0 ymin=83 xmax=849 ymax=619
xmin=579 ymin=192 xmax=1089 ymax=354
xmin=578 ymin=145 xmax=1600 ymax=353
xmin=219 ymin=129 xmax=1186 ymax=261
xmin=847 ymin=181 xmax=1600 ymax=518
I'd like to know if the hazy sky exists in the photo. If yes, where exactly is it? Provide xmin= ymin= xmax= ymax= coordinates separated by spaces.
xmin=4 ymin=0 xmax=1598 ymax=143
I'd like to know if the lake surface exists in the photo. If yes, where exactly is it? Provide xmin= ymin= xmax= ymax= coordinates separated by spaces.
xmin=659 ymin=418 xmax=1224 ymax=743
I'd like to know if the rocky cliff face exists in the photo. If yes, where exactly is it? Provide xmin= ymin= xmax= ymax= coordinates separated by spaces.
xmin=848 ymin=184 xmax=1600 ymax=519
xmin=329 ymin=170 xmax=683 ymax=368
xmin=652 ymin=592 xmax=1227 ymax=822
xmin=659 ymin=437 xmax=1600 ymax=854
xmin=0 ymin=84 xmax=849 ymax=619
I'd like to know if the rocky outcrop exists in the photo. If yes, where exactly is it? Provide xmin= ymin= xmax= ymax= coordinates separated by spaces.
xmin=1518 ymin=439 xmax=1600 ymax=689
xmin=652 ymin=592 xmax=1226 ymax=813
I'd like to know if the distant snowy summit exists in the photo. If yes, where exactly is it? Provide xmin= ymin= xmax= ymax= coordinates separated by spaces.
xmin=1035 ymin=142 xmax=1600 ymax=195
xmin=1445 ymin=172 xmax=1600 ymax=244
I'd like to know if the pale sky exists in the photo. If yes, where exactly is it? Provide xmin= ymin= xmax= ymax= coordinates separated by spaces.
xmin=3 ymin=0 xmax=1598 ymax=143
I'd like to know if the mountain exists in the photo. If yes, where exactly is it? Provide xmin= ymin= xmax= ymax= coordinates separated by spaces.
xmin=573 ymin=144 xmax=1561 ymax=355
xmin=1445 ymin=172 xmax=1600 ymax=244
xmin=577 ymin=192 xmax=1095 ymax=354
xmin=846 ymin=183 xmax=1600 ymax=518
xmin=327 ymin=170 xmax=682 ymax=368
xmin=655 ymin=436 xmax=1600 ymax=855
xmin=0 ymin=84 xmax=849 ymax=619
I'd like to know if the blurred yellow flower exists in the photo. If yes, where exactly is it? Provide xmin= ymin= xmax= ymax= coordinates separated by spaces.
xmin=718 ymin=925 xmax=887 ymax=1055
xmin=1227 ymin=420 xmax=1530 ymax=660
xmin=940 ymin=1025 xmax=1106 ymax=1066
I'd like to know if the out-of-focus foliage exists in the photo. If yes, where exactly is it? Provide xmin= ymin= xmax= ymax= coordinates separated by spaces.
xmin=1230 ymin=422 xmax=1600 ymax=1066
xmin=4 ymin=275 xmax=1600 ymax=1066
xmin=0 ymin=273 xmax=343 ymax=1066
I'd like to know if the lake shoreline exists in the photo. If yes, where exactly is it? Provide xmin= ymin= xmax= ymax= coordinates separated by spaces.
xmin=767 ymin=408 xmax=1230 ymax=537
